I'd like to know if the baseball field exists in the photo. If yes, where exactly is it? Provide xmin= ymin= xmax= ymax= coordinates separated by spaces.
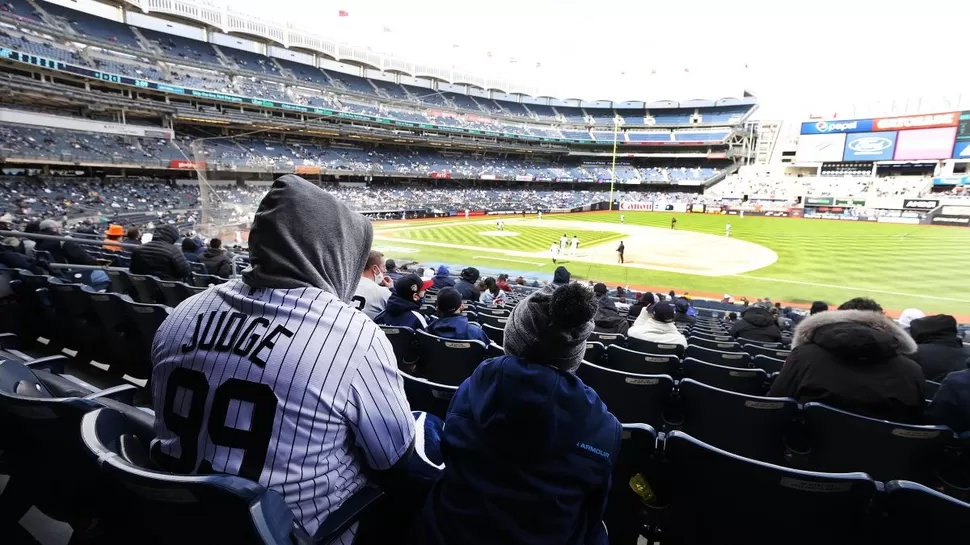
xmin=372 ymin=211 xmax=970 ymax=317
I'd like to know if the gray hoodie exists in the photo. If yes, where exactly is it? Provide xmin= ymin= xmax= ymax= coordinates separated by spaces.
xmin=243 ymin=174 xmax=373 ymax=302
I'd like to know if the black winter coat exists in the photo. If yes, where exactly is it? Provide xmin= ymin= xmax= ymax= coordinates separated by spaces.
xmin=909 ymin=315 xmax=970 ymax=382
xmin=768 ymin=310 xmax=925 ymax=424
xmin=730 ymin=307 xmax=783 ymax=343
xmin=35 ymin=232 xmax=98 ymax=266
xmin=130 ymin=225 xmax=190 ymax=281
xmin=200 ymin=247 xmax=233 ymax=278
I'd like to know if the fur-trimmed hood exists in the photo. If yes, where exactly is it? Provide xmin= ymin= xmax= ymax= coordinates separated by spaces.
xmin=793 ymin=309 xmax=917 ymax=360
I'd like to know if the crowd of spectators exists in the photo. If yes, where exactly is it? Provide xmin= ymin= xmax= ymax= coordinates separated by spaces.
xmin=712 ymin=174 xmax=934 ymax=201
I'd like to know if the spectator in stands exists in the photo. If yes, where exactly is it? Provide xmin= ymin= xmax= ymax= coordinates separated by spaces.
xmin=615 ymin=286 xmax=627 ymax=304
xmin=478 ymin=277 xmax=507 ymax=307
xmin=125 ymin=227 xmax=141 ymax=245
xmin=0 ymin=213 xmax=12 ymax=231
xmin=35 ymin=219 xmax=102 ymax=270
xmin=103 ymin=224 xmax=125 ymax=252
xmin=673 ymin=297 xmax=696 ymax=325
xmin=0 ymin=237 xmax=33 ymax=270
xmin=725 ymin=311 xmax=738 ymax=323
xmin=628 ymin=292 xmax=656 ymax=319
xmin=426 ymin=287 xmax=491 ymax=345
xmin=151 ymin=175 xmax=415 ymax=539
xmin=455 ymin=267 xmax=481 ymax=301
xmin=908 ymin=315 xmax=970 ymax=382
xmin=374 ymin=273 xmax=432 ymax=330
xmin=898 ymin=308 xmax=925 ymax=333
xmin=769 ymin=308 xmax=925 ymax=423
xmin=496 ymin=273 xmax=512 ymax=293
xmin=592 ymin=283 xmax=630 ymax=335
xmin=130 ymin=225 xmax=190 ymax=281
xmin=181 ymin=238 xmax=202 ymax=267
xmin=21 ymin=222 xmax=39 ymax=257
xmin=199 ymin=237 xmax=233 ymax=278
xmin=542 ymin=266 xmax=571 ymax=294
xmin=628 ymin=301 xmax=687 ymax=348
xmin=419 ymin=283 xmax=619 ymax=545
xmin=353 ymin=250 xmax=391 ymax=321
xmin=926 ymin=356 xmax=970 ymax=432
xmin=838 ymin=297 xmax=883 ymax=312
xmin=730 ymin=306 xmax=783 ymax=342
xmin=385 ymin=258 xmax=401 ymax=280
xmin=810 ymin=301 xmax=829 ymax=315
xmin=431 ymin=265 xmax=455 ymax=290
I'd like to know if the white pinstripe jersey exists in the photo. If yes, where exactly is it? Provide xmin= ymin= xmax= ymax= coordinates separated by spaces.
xmin=151 ymin=279 xmax=415 ymax=539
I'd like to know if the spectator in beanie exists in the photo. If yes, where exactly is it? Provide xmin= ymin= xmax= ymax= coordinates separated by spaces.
xmin=810 ymin=301 xmax=829 ymax=315
xmin=769 ymin=308 xmax=925 ymax=423
xmin=908 ymin=315 xmax=970 ymax=382
xmin=628 ymin=292 xmax=656 ymax=319
xmin=628 ymin=301 xmax=687 ymax=348
xmin=427 ymin=287 xmax=491 ymax=345
xmin=374 ymin=273 xmax=433 ymax=330
xmin=418 ymin=283 xmax=620 ymax=545
xmin=673 ymin=297 xmax=696 ymax=325
xmin=592 ymin=283 xmax=630 ymax=335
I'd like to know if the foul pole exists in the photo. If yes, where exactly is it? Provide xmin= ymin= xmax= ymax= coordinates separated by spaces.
xmin=608 ymin=118 xmax=619 ymax=211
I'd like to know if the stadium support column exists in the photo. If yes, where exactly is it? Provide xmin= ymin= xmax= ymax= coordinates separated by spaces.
xmin=609 ymin=118 xmax=619 ymax=211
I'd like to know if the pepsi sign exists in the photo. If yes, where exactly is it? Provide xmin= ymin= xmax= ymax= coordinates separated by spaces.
xmin=843 ymin=132 xmax=897 ymax=161
xmin=800 ymin=118 xmax=874 ymax=135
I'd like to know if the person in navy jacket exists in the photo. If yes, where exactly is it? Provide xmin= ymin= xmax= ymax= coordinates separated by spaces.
xmin=418 ymin=283 xmax=621 ymax=545
xmin=426 ymin=287 xmax=491 ymax=345
xmin=374 ymin=273 xmax=433 ymax=331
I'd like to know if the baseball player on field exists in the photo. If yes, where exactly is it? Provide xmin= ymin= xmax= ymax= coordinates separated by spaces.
xmin=151 ymin=175 xmax=415 ymax=544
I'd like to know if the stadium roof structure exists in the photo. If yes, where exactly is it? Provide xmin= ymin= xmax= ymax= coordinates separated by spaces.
xmin=101 ymin=0 xmax=751 ymax=105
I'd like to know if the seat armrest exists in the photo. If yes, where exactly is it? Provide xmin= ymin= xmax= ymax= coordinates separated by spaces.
xmin=23 ymin=355 xmax=67 ymax=374
xmin=297 ymin=486 xmax=384 ymax=545
xmin=84 ymin=384 xmax=139 ymax=404
xmin=0 ymin=333 xmax=18 ymax=349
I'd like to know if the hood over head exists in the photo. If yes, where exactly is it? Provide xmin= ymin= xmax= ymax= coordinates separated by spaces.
xmin=435 ymin=265 xmax=450 ymax=277
xmin=793 ymin=309 xmax=918 ymax=363
xmin=153 ymin=225 xmax=180 ymax=244
xmin=741 ymin=305 xmax=775 ymax=327
xmin=552 ymin=265 xmax=571 ymax=285
xmin=243 ymin=175 xmax=373 ymax=302
xmin=909 ymin=314 xmax=961 ymax=346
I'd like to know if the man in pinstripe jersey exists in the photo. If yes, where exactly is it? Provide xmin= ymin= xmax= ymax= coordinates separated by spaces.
xmin=150 ymin=175 xmax=416 ymax=543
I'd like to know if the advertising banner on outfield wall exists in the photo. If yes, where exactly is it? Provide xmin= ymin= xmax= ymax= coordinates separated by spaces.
xmin=842 ymin=132 xmax=897 ymax=161
xmin=903 ymin=199 xmax=941 ymax=210
xmin=942 ymin=205 xmax=970 ymax=216
xmin=655 ymin=203 xmax=689 ymax=213
xmin=619 ymin=202 xmax=654 ymax=211
xmin=893 ymin=127 xmax=958 ymax=160
xmin=800 ymin=119 xmax=873 ymax=135
xmin=805 ymin=197 xmax=834 ymax=206
xmin=170 ymin=160 xmax=206 ymax=170
xmin=796 ymin=133 xmax=847 ymax=163
xmin=932 ymin=216 xmax=970 ymax=226
xmin=834 ymin=198 xmax=868 ymax=207
xmin=691 ymin=203 xmax=706 ymax=213
xmin=933 ymin=176 xmax=970 ymax=186
xmin=873 ymin=112 xmax=959 ymax=131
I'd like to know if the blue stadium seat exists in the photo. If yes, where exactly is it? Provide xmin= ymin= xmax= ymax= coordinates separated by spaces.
xmin=480 ymin=323 xmax=504 ymax=346
xmin=379 ymin=325 xmax=418 ymax=371
xmin=881 ymin=480 xmax=970 ymax=545
xmin=584 ymin=341 xmax=606 ymax=365
xmin=576 ymin=361 xmax=673 ymax=428
xmin=415 ymin=329 xmax=486 ymax=386
xmin=682 ymin=357 xmax=767 ymax=395
xmin=155 ymin=279 xmax=195 ymax=307
xmin=684 ymin=345 xmax=751 ymax=368
xmin=678 ymin=378 xmax=797 ymax=464
xmin=626 ymin=337 xmax=684 ymax=358
xmin=751 ymin=353 xmax=786 ymax=374
xmin=401 ymin=371 xmax=457 ymax=420
xmin=662 ymin=431 xmax=877 ymax=545
xmin=80 ymin=407 xmax=382 ymax=544
xmin=603 ymin=423 xmax=658 ymax=543
xmin=795 ymin=403 xmax=953 ymax=482
xmin=588 ymin=331 xmax=625 ymax=347
xmin=606 ymin=344 xmax=680 ymax=375
xmin=740 ymin=342 xmax=791 ymax=360
xmin=686 ymin=336 xmax=740 ymax=352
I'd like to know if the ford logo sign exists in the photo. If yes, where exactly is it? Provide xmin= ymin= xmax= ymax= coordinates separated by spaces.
xmin=848 ymin=137 xmax=893 ymax=154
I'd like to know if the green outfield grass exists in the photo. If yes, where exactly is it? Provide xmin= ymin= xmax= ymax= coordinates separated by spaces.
xmin=374 ymin=212 xmax=970 ymax=316
xmin=387 ymin=223 xmax=623 ymax=252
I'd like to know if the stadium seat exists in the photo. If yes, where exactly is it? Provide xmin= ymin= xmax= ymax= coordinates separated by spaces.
xmin=486 ymin=342 xmax=504 ymax=359
xmin=80 ymin=407 xmax=383 ymax=545
xmin=129 ymin=274 xmax=164 ymax=304
xmin=584 ymin=341 xmax=606 ymax=365
xmin=741 ymin=342 xmax=791 ymax=360
xmin=589 ymin=332 xmax=626 ymax=347
xmin=606 ymin=345 xmax=680 ymax=375
xmin=191 ymin=272 xmax=227 ymax=288
xmin=626 ymin=337 xmax=684 ymax=358
xmin=105 ymin=268 xmax=135 ymax=298
xmin=45 ymin=277 xmax=102 ymax=359
xmin=122 ymin=299 xmax=171 ymax=381
xmin=575 ymin=361 xmax=673 ymax=428
xmin=662 ymin=431 xmax=878 ymax=545
xmin=379 ymin=325 xmax=418 ymax=371
xmin=481 ymin=323 xmax=504 ymax=346
xmin=682 ymin=358 xmax=767 ymax=395
xmin=0 ymin=359 xmax=143 ymax=531
xmin=10 ymin=270 xmax=54 ymax=344
xmin=678 ymin=378 xmax=797 ymax=464
xmin=751 ymin=354 xmax=786 ymax=374
xmin=477 ymin=313 xmax=509 ymax=330
xmin=190 ymin=261 xmax=208 ymax=275
xmin=414 ymin=329 xmax=486 ymax=386
xmin=684 ymin=345 xmax=750 ymax=368
xmin=401 ymin=371 xmax=457 ymax=419
xmin=603 ymin=423 xmax=659 ymax=544
xmin=155 ymin=279 xmax=195 ymax=307
xmin=686 ymin=336 xmax=740 ymax=352
xmin=881 ymin=480 xmax=970 ymax=545
xmin=84 ymin=290 xmax=141 ymax=373
xmin=924 ymin=380 xmax=941 ymax=400
xmin=795 ymin=403 xmax=954 ymax=482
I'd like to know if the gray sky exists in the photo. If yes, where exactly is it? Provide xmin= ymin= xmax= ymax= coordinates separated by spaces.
xmin=233 ymin=0 xmax=969 ymax=119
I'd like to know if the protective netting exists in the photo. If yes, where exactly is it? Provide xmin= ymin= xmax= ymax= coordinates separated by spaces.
xmin=188 ymin=138 xmax=254 ymax=245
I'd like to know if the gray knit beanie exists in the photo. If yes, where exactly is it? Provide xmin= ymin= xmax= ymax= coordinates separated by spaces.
xmin=503 ymin=283 xmax=597 ymax=372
